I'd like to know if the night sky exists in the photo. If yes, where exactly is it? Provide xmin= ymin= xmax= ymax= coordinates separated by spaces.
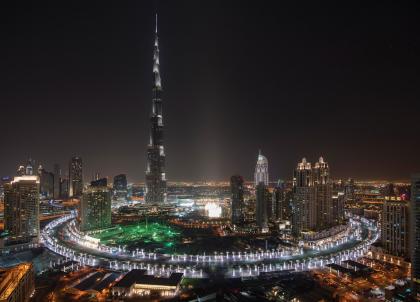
xmin=1 ymin=1 xmax=419 ymax=182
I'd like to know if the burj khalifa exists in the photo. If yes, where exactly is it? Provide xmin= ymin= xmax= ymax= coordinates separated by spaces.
xmin=145 ymin=15 xmax=167 ymax=204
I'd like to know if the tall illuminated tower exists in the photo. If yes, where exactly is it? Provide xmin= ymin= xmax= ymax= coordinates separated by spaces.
xmin=4 ymin=160 xmax=40 ymax=244
xmin=292 ymin=158 xmax=316 ymax=237
xmin=313 ymin=156 xmax=333 ymax=229
xmin=254 ymin=150 xmax=269 ymax=186
xmin=145 ymin=15 xmax=167 ymax=204
xmin=381 ymin=184 xmax=409 ymax=258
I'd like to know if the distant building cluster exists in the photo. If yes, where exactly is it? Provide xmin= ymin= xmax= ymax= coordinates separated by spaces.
xmin=230 ymin=153 xmax=346 ymax=237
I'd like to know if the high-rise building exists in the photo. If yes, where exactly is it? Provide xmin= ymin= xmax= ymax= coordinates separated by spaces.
xmin=113 ymin=174 xmax=128 ymax=200
xmin=4 ymin=161 xmax=40 ymax=244
xmin=59 ymin=178 xmax=69 ymax=199
xmin=313 ymin=157 xmax=333 ymax=229
xmin=0 ymin=263 xmax=35 ymax=302
xmin=69 ymin=156 xmax=83 ymax=197
xmin=411 ymin=174 xmax=420 ymax=298
xmin=256 ymin=182 xmax=269 ymax=232
xmin=292 ymin=158 xmax=316 ymax=237
xmin=16 ymin=165 xmax=25 ymax=176
xmin=254 ymin=150 xmax=269 ymax=186
xmin=23 ymin=159 xmax=34 ymax=176
xmin=272 ymin=180 xmax=287 ymax=220
xmin=292 ymin=157 xmax=338 ymax=235
xmin=80 ymin=178 xmax=111 ymax=232
xmin=230 ymin=175 xmax=245 ymax=225
xmin=145 ymin=15 xmax=167 ymax=204
xmin=53 ymin=163 xmax=60 ymax=199
xmin=38 ymin=165 xmax=54 ymax=200
xmin=313 ymin=157 xmax=329 ymax=185
xmin=344 ymin=178 xmax=355 ymax=203
xmin=332 ymin=181 xmax=345 ymax=225
xmin=381 ymin=184 xmax=409 ymax=258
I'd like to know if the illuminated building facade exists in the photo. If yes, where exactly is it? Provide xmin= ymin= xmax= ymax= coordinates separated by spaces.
xmin=145 ymin=15 xmax=167 ymax=204
xmin=230 ymin=175 xmax=245 ymax=225
xmin=69 ymin=156 xmax=83 ymax=197
xmin=292 ymin=158 xmax=316 ymax=237
xmin=0 ymin=263 xmax=34 ymax=302
xmin=80 ymin=178 xmax=111 ymax=232
xmin=254 ymin=150 xmax=269 ymax=186
xmin=381 ymin=185 xmax=409 ymax=258
xmin=292 ymin=157 xmax=340 ymax=236
xmin=256 ymin=182 xmax=269 ymax=232
xmin=411 ymin=174 xmax=420 ymax=297
xmin=113 ymin=174 xmax=128 ymax=200
xmin=4 ymin=162 xmax=40 ymax=244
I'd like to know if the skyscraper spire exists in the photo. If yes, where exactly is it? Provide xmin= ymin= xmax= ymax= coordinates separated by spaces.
xmin=153 ymin=14 xmax=162 ymax=89
xmin=145 ymin=14 xmax=167 ymax=204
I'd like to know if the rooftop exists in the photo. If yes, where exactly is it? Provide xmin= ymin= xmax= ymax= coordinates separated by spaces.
xmin=0 ymin=263 xmax=32 ymax=300
xmin=114 ymin=270 xmax=183 ymax=288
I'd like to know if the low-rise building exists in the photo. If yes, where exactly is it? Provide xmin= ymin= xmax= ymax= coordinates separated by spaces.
xmin=0 ymin=263 xmax=35 ymax=302
xmin=112 ymin=269 xmax=183 ymax=298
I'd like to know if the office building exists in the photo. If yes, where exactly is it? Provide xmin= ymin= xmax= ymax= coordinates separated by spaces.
xmin=256 ymin=182 xmax=269 ymax=232
xmin=4 ymin=162 xmax=40 ymax=244
xmin=272 ymin=180 xmax=287 ymax=220
xmin=38 ymin=165 xmax=54 ymax=200
xmin=313 ymin=157 xmax=333 ymax=229
xmin=411 ymin=174 xmax=420 ymax=298
xmin=69 ymin=156 xmax=83 ymax=198
xmin=230 ymin=175 xmax=245 ymax=225
xmin=381 ymin=184 xmax=409 ymax=258
xmin=59 ymin=178 xmax=69 ymax=199
xmin=254 ymin=150 xmax=269 ymax=186
xmin=113 ymin=174 xmax=128 ymax=200
xmin=145 ymin=16 xmax=167 ymax=204
xmin=292 ymin=158 xmax=316 ymax=237
xmin=80 ymin=178 xmax=111 ymax=232
xmin=332 ymin=181 xmax=345 ymax=225
xmin=344 ymin=178 xmax=355 ymax=203
xmin=53 ymin=163 xmax=60 ymax=199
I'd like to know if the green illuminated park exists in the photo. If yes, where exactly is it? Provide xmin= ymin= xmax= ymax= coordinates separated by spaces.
xmin=91 ymin=222 xmax=180 ymax=251
xmin=88 ymin=221 xmax=256 ymax=254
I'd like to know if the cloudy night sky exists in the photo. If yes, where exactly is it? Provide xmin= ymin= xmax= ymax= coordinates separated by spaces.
xmin=1 ymin=1 xmax=419 ymax=182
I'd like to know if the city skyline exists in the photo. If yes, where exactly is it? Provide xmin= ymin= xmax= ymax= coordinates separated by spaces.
xmin=1 ymin=2 xmax=419 ymax=182
xmin=1 ymin=3 xmax=419 ymax=300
